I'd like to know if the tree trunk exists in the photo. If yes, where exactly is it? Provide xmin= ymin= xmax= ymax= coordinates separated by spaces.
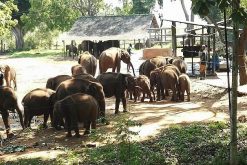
xmin=12 ymin=25 xmax=24 ymax=50
xmin=238 ymin=28 xmax=247 ymax=85
xmin=230 ymin=0 xmax=239 ymax=164
xmin=205 ymin=15 xmax=225 ymax=43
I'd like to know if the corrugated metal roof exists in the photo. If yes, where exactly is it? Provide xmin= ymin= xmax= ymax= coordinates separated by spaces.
xmin=67 ymin=14 xmax=159 ymax=41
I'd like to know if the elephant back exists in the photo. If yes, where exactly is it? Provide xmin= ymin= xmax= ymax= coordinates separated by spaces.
xmin=78 ymin=52 xmax=97 ymax=76
xmin=73 ymin=73 xmax=99 ymax=83
xmin=172 ymin=58 xmax=187 ymax=74
xmin=0 ymin=87 xmax=18 ymax=110
xmin=46 ymin=75 xmax=72 ymax=90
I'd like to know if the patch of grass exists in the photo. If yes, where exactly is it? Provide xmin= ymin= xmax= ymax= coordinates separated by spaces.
xmin=2 ymin=121 xmax=247 ymax=164
xmin=7 ymin=49 xmax=64 ymax=58
xmin=0 ymin=158 xmax=57 ymax=165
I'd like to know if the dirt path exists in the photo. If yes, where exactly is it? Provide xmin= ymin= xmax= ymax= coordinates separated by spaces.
xmin=1 ymin=53 xmax=247 ymax=161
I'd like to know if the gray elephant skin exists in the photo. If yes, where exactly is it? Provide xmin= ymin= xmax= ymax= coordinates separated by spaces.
xmin=96 ymin=72 xmax=136 ymax=114
xmin=53 ymin=93 xmax=98 ymax=138
xmin=135 ymin=75 xmax=154 ymax=102
xmin=22 ymin=88 xmax=55 ymax=128
xmin=55 ymin=78 xmax=105 ymax=118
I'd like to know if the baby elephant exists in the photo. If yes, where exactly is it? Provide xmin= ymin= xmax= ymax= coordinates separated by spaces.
xmin=178 ymin=73 xmax=191 ymax=101
xmin=53 ymin=93 xmax=98 ymax=138
xmin=0 ymin=65 xmax=17 ymax=90
xmin=135 ymin=75 xmax=154 ymax=102
xmin=22 ymin=88 xmax=56 ymax=128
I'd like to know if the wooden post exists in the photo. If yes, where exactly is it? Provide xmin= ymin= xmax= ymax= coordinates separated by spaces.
xmin=201 ymin=26 xmax=204 ymax=45
xmin=212 ymin=28 xmax=216 ymax=74
xmin=0 ymin=40 xmax=3 ymax=53
xmin=138 ymin=39 xmax=141 ymax=50
xmin=62 ymin=40 xmax=65 ymax=57
xmin=160 ymin=29 xmax=163 ymax=48
xmin=172 ymin=21 xmax=177 ymax=56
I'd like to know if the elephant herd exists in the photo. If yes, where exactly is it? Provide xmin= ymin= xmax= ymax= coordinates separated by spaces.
xmin=66 ymin=40 xmax=120 ymax=59
xmin=0 ymin=47 xmax=191 ymax=139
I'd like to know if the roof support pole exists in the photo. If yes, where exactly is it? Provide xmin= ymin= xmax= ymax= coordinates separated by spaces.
xmin=172 ymin=21 xmax=177 ymax=56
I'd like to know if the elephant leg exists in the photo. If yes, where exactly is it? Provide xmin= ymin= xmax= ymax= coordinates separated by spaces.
xmin=141 ymin=93 xmax=145 ymax=102
xmin=66 ymin=118 xmax=72 ymax=137
xmin=84 ymin=121 xmax=91 ymax=135
xmin=115 ymin=98 xmax=121 ymax=114
xmin=28 ymin=116 xmax=33 ymax=127
xmin=49 ymin=111 xmax=54 ymax=127
xmin=187 ymin=90 xmax=190 ymax=102
xmin=13 ymin=78 xmax=17 ymax=90
xmin=122 ymin=97 xmax=127 ymax=112
xmin=43 ymin=113 xmax=49 ymax=129
xmin=148 ymin=91 xmax=153 ymax=102
xmin=2 ymin=111 xmax=14 ymax=138
xmin=91 ymin=120 xmax=96 ymax=130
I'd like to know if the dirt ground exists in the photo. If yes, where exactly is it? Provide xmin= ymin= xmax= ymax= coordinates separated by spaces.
xmin=1 ymin=52 xmax=247 ymax=161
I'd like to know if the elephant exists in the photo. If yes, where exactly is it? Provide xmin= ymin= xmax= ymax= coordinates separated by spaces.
xmin=159 ymin=68 xmax=179 ymax=101
xmin=99 ymin=47 xmax=135 ymax=76
xmin=96 ymin=72 xmax=136 ymax=114
xmin=178 ymin=73 xmax=191 ymax=101
xmin=55 ymin=78 xmax=105 ymax=119
xmin=78 ymin=51 xmax=97 ymax=76
xmin=0 ymin=86 xmax=24 ymax=138
xmin=71 ymin=64 xmax=87 ymax=76
xmin=53 ymin=93 xmax=98 ymax=137
xmin=46 ymin=75 xmax=72 ymax=90
xmin=139 ymin=56 xmax=173 ymax=78
xmin=66 ymin=45 xmax=78 ymax=59
xmin=22 ymin=88 xmax=56 ymax=128
xmin=150 ymin=64 xmax=181 ymax=101
xmin=135 ymin=75 xmax=154 ymax=102
xmin=81 ymin=40 xmax=94 ymax=55
xmin=0 ymin=65 xmax=17 ymax=90
xmin=172 ymin=58 xmax=187 ymax=73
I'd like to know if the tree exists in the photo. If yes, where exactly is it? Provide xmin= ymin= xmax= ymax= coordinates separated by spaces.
xmin=130 ymin=0 xmax=156 ymax=14
xmin=71 ymin=0 xmax=104 ymax=16
xmin=192 ymin=0 xmax=247 ymax=164
xmin=0 ymin=0 xmax=18 ymax=36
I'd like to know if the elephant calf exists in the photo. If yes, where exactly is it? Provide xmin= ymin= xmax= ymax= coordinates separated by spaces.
xmin=178 ymin=73 xmax=191 ymax=101
xmin=71 ymin=65 xmax=87 ymax=76
xmin=0 ymin=65 xmax=17 ymax=90
xmin=0 ymin=86 xmax=24 ymax=138
xmin=22 ymin=88 xmax=56 ymax=128
xmin=53 ymin=93 xmax=98 ymax=138
xmin=135 ymin=75 xmax=154 ymax=102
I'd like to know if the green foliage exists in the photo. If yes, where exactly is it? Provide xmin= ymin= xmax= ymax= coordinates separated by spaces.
xmin=130 ymin=0 xmax=156 ymax=14
xmin=192 ymin=0 xmax=247 ymax=26
xmin=21 ymin=0 xmax=80 ymax=32
xmin=0 ymin=0 xmax=18 ymax=35
xmin=24 ymin=23 xmax=60 ymax=50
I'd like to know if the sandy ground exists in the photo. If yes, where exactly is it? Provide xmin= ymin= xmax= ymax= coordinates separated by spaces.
xmin=1 ymin=51 xmax=247 ymax=161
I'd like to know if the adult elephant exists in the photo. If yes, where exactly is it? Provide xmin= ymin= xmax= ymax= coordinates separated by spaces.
xmin=96 ymin=72 xmax=136 ymax=114
xmin=46 ymin=75 xmax=72 ymax=90
xmin=55 ymin=79 xmax=105 ymax=119
xmin=66 ymin=45 xmax=78 ymax=59
xmin=0 ymin=85 xmax=24 ymax=138
xmin=139 ymin=56 xmax=173 ymax=78
xmin=99 ymin=47 xmax=135 ymax=76
xmin=22 ymin=88 xmax=55 ymax=128
xmin=78 ymin=51 xmax=97 ymax=77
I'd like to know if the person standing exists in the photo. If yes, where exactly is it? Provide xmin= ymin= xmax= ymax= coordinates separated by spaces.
xmin=199 ymin=45 xmax=208 ymax=80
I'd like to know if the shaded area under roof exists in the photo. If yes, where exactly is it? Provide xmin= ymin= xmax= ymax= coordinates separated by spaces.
xmin=67 ymin=14 xmax=159 ymax=41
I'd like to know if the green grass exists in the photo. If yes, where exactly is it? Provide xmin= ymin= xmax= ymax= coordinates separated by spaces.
xmin=7 ymin=49 xmax=64 ymax=58
xmin=1 ymin=122 xmax=247 ymax=165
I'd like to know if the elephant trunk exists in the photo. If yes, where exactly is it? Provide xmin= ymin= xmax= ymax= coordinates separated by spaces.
xmin=16 ymin=105 xmax=24 ymax=129
xmin=128 ymin=62 xmax=135 ymax=77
